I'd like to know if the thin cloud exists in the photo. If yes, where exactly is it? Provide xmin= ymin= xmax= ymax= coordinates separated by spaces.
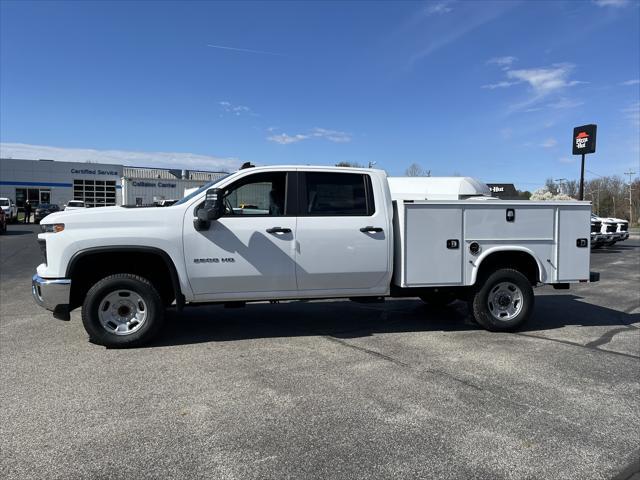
xmin=620 ymin=79 xmax=640 ymax=86
xmin=546 ymin=97 xmax=584 ymax=109
xmin=541 ymin=138 xmax=558 ymax=148
xmin=408 ymin=2 xmax=514 ymax=64
xmin=207 ymin=44 xmax=285 ymax=57
xmin=482 ymin=80 xmax=519 ymax=89
xmin=267 ymin=127 xmax=352 ymax=145
xmin=267 ymin=133 xmax=309 ymax=145
xmin=219 ymin=101 xmax=256 ymax=116
xmin=622 ymin=102 xmax=640 ymax=127
xmin=0 ymin=143 xmax=240 ymax=172
xmin=593 ymin=0 xmax=630 ymax=7
xmin=425 ymin=1 xmax=454 ymax=15
xmin=486 ymin=56 xmax=517 ymax=67
xmin=506 ymin=64 xmax=583 ymax=95
xmin=310 ymin=128 xmax=352 ymax=143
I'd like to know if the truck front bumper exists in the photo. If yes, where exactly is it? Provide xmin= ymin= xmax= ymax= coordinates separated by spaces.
xmin=32 ymin=274 xmax=71 ymax=320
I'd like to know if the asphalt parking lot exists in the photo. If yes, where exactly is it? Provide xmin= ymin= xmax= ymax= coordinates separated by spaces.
xmin=1 ymin=224 xmax=638 ymax=480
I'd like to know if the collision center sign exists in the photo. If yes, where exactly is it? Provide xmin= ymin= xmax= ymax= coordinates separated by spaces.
xmin=572 ymin=124 xmax=597 ymax=155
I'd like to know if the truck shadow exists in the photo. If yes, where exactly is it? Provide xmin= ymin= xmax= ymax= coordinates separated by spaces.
xmin=1 ymin=229 xmax=35 ymax=236
xmin=149 ymin=294 xmax=638 ymax=347
xmin=591 ymin=244 xmax=640 ymax=254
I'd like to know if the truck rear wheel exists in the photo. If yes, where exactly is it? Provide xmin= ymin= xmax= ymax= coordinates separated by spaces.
xmin=82 ymin=274 xmax=165 ymax=347
xmin=471 ymin=268 xmax=533 ymax=331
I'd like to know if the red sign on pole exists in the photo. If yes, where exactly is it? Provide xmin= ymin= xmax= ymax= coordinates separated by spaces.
xmin=572 ymin=124 xmax=597 ymax=155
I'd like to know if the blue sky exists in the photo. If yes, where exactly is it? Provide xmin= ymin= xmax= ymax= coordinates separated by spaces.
xmin=1 ymin=0 xmax=639 ymax=190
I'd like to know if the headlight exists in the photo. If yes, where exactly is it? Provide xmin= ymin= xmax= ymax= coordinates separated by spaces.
xmin=41 ymin=223 xmax=65 ymax=233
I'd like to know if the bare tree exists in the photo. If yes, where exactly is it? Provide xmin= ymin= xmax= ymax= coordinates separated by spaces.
xmin=405 ymin=163 xmax=426 ymax=176
xmin=556 ymin=174 xmax=640 ymax=222
xmin=545 ymin=178 xmax=559 ymax=196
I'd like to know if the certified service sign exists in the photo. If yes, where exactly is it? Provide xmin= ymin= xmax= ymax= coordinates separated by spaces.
xmin=572 ymin=124 xmax=597 ymax=155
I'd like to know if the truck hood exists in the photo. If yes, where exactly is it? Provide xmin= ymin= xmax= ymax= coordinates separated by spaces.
xmin=40 ymin=205 xmax=181 ymax=227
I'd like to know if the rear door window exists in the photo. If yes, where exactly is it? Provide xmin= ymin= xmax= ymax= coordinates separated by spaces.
xmin=302 ymin=172 xmax=374 ymax=216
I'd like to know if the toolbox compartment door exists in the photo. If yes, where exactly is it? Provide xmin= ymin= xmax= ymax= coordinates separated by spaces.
xmin=404 ymin=205 xmax=463 ymax=286
xmin=557 ymin=206 xmax=591 ymax=281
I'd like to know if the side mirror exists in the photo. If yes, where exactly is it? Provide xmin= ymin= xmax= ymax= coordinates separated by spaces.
xmin=193 ymin=188 xmax=224 ymax=231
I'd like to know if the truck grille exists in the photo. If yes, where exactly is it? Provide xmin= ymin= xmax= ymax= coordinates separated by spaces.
xmin=591 ymin=222 xmax=601 ymax=233
xmin=38 ymin=239 xmax=47 ymax=265
xmin=620 ymin=223 xmax=628 ymax=231
xmin=606 ymin=224 xmax=616 ymax=233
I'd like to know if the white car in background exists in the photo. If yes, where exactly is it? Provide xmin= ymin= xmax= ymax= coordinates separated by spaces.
xmin=0 ymin=197 xmax=18 ymax=222
xmin=608 ymin=217 xmax=630 ymax=242
xmin=64 ymin=200 xmax=86 ymax=211
xmin=597 ymin=215 xmax=622 ymax=246
xmin=590 ymin=215 xmax=606 ymax=248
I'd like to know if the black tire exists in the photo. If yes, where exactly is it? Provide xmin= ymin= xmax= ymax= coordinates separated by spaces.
xmin=420 ymin=289 xmax=457 ymax=307
xmin=471 ymin=268 xmax=534 ymax=332
xmin=82 ymin=273 xmax=165 ymax=347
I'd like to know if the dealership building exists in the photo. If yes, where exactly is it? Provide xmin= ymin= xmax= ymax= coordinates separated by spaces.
xmin=0 ymin=158 xmax=227 ymax=209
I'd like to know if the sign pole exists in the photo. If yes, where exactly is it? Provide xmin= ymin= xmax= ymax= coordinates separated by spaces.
xmin=572 ymin=124 xmax=596 ymax=201
xmin=579 ymin=153 xmax=585 ymax=201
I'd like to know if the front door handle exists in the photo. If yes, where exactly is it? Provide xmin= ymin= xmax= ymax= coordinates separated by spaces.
xmin=266 ymin=227 xmax=292 ymax=234
xmin=360 ymin=226 xmax=383 ymax=233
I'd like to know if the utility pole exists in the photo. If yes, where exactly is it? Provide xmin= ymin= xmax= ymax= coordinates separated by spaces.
xmin=624 ymin=170 xmax=636 ymax=224
xmin=554 ymin=178 xmax=567 ymax=195
xmin=613 ymin=196 xmax=616 ymax=218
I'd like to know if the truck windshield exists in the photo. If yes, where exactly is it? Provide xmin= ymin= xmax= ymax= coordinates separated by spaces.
xmin=0 ymin=199 xmax=8 ymax=206
xmin=173 ymin=174 xmax=231 ymax=206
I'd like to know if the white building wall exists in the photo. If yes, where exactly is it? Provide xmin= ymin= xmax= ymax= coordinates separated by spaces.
xmin=122 ymin=177 xmax=225 ymax=205
xmin=0 ymin=158 xmax=123 ymax=208
xmin=1 ymin=158 xmax=227 ymax=208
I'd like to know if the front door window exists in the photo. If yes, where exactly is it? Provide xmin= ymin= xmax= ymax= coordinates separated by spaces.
xmin=222 ymin=172 xmax=288 ymax=216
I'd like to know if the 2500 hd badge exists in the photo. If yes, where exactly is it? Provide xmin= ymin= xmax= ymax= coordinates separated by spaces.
xmin=193 ymin=257 xmax=235 ymax=264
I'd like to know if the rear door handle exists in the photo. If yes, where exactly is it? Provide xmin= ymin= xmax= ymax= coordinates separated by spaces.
xmin=360 ymin=226 xmax=383 ymax=233
xmin=266 ymin=227 xmax=292 ymax=234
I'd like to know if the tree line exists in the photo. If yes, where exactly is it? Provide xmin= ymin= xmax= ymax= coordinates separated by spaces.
xmin=545 ymin=176 xmax=640 ymax=223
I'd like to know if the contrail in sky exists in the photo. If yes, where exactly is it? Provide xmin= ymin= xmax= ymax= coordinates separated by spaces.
xmin=206 ymin=44 xmax=285 ymax=57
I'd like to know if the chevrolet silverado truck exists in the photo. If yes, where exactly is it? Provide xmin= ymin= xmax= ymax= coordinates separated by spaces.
xmin=0 ymin=197 xmax=18 ymax=223
xmin=596 ymin=215 xmax=623 ymax=246
xmin=590 ymin=215 xmax=606 ymax=248
xmin=33 ymin=165 xmax=598 ymax=347
xmin=610 ymin=217 xmax=630 ymax=242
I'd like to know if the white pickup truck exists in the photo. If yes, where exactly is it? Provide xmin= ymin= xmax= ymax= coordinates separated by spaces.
xmin=0 ymin=197 xmax=18 ymax=222
xmin=33 ymin=165 xmax=598 ymax=347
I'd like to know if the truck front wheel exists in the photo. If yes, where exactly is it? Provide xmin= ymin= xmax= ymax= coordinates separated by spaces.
xmin=471 ymin=268 xmax=534 ymax=331
xmin=82 ymin=274 xmax=165 ymax=347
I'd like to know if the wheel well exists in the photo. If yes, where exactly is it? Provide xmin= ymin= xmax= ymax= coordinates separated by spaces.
xmin=475 ymin=250 xmax=540 ymax=285
xmin=68 ymin=250 xmax=178 ymax=309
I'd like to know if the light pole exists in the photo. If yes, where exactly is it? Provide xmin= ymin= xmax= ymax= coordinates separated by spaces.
xmin=624 ymin=170 xmax=636 ymax=224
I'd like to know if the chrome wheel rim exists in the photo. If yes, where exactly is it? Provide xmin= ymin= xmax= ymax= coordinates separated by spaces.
xmin=97 ymin=289 xmax=147 ymax=335
xmin=487 ymin=281 xmax=523 ymax=321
